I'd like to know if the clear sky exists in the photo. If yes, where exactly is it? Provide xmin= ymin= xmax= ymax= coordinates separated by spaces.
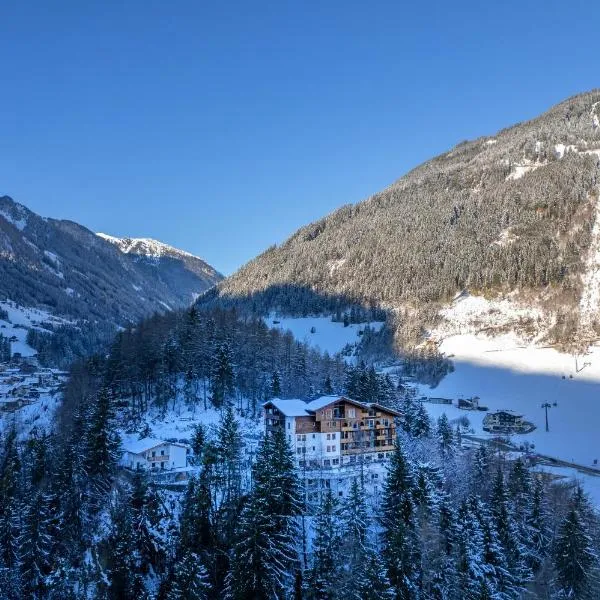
xmin=0 ymin=1 xmax=598 ymax=274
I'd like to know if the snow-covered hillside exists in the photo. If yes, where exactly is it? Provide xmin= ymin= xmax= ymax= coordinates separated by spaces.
xmin=0 ymin=300 xmax=71 ymax=357
xmin=264 ymin=314 xmax=385 ymax=357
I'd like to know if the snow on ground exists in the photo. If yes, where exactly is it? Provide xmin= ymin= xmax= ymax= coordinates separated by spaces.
xmin=579 ymin=186 xmax=600 ymax=328
xmin=430 ymin=292 xmax=547 ymax=342
xmin=417 ymin=332 xmax=600 ymax=504
xmin=0 ymin=300 xmax=71 ymax=357
xmin=0 ymin=207 xmax=27 ymax=231
xmin=532 ymin=464 xmax=600 ymax=508
xmin=265 ymin=314 xmax=385 ymax=356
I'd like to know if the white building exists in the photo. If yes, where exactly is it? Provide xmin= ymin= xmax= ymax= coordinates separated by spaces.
xmin=120 ymin=437 xmax=189 ymax=472
xmin=263 ymin=395 xmax=401 ymax=503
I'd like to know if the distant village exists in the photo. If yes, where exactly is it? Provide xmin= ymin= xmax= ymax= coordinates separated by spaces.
xmin=0 ymin=355 xmax=68 ymax=418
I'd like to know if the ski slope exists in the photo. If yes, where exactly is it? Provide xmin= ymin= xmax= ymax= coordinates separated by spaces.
xmin=419 ymin=333 xmax=600 ymax=469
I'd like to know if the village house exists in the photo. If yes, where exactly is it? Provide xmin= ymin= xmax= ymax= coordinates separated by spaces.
xmin=120 ymin=437 xmax=190 ymax=472
xmin=483 ymin=409 xmax=534 ymax=433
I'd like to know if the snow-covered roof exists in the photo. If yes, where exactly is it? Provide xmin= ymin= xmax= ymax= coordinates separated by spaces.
xmin=265 ymin=398 xmax=311 ymax=417
xmin=121 ymin=437 xmax=187 ymax=454
xmin=306 ymin=395 xmax=345 ymax=411
xmin=491 ymin=409 xmax=523 ymax=417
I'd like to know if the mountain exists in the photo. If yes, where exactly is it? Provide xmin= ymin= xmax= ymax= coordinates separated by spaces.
xmin=204 ymin=90 xmax=600 ymax=351
xmin=0 ymin=196 xmax=222 ymax=362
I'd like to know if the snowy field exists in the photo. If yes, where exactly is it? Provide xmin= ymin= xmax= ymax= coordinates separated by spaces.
xmin=417 ymin=332 xmax=600 ymax=505
xmin=264 ymin=314 xmax=384 ymax=357
xmin=419 ymin=333 xmax=600 ymax=468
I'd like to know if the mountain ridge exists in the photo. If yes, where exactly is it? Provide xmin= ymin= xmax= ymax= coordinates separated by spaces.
xmin=203 ymin=89 xmax=600 ymax=351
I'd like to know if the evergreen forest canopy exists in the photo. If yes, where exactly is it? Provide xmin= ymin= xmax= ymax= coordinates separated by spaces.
xmin=1 ymin=316 xmax=598 ymax=598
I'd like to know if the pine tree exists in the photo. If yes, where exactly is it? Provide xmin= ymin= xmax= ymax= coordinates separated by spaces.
xmin=436 ymin=413 xmax=455 ymax=456
xmin=270 ymin=371 xmax=282 ymax=398
xmin=380 ymin=443 xmax=421 ymax=599
xmin=167 ymin=551 xmax=210 ymax=600
xmin=226 ymin=429 xmax=301 ymax=599
xmin=0 ymin=428 xmax=21 ymax=572
xmin=554 ymin=487 xmax=599 ymax=599
xmin=354 ymin=548 xmax=394 ymax=600
xmin=307 ymin=490 xmax=342 ymax=599
xmin=210 ymin=342 xmax=234 ymax=408
xmin=19 ymin=489 xmax=54 ymax=599
xmin=215 ymin=405 xmax=243 ymax=505
xmin=85 ymin=388 xmax=120 ymax=504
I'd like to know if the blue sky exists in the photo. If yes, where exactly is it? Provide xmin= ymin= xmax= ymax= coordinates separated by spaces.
xmin=0 ymin=1 xmax=598 ymax=274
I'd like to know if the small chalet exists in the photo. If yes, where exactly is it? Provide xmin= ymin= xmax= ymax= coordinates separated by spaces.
xmin=120 ymin=438 xmax=189 ymax=472
xmin=483 ymin=410 xmax=533 ymax=433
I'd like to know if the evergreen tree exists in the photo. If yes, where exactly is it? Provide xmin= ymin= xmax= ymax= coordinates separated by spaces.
xmin=380 ymin=443 xmax=421 ymax=599
xmin=436 ymin=413 xmax=455 ymax=456
xmin=215 ymin=405 xmax=244 ymax=505
xmin=210 ymin=342 xmax=234 ymax=408
xmin=85 ymin=388 xmax=120 ymax=503
xmin=167 ymin=551 xmax=210 ymax=600
xmin=554 ymin=487 xmax=599 ymax=599
xmin=226 ymin=429 xmax=301 ymax=599
xmin=19 ymin=490 xmax=54 ymax=599
xmin=354 ymin=548 xmax=394 ymax=600
xmin=307 ymin=490 xmax=342 ymax=599
xmin=0 ymin=428 xmax=21 ymax=572
xmin=270 ymin=371 xmax=282 ymax=398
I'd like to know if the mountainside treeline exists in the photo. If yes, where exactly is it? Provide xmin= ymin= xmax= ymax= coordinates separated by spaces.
xmin=207 ymin=91 xmax=600 ymax=346
xmin=104 ymin=306 xmax=351 ymax=420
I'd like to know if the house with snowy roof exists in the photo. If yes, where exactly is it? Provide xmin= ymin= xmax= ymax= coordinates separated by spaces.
xmin=120 ymin=437 xmax=189 ymax=472
xmin=263 ymin=395 xmax=401 ymax=471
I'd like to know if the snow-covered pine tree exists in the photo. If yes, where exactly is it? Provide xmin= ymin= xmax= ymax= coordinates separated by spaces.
xmin=436 ymin=413 xmax=455 ymax=457
xmin=84 ymin=387 xmax=120 ymax=505
xmin=215 ymin=404 xmax=244 ymax=505
xmin=0 ymin=428 xmax=21 ymax=574
xmin=167 ymin=551 xmax=210 ymax=600
xmin=553 ymin=486 xmax=599 ymax=599
xmin=18 ymin=489 xmax=54 ymax=599
xmin=380 ymin=442 xmax=421 ymax=599
xmin=307 ymin=490 xmax=343 ymax=599
xmin=225 ymin=429 xmax=301 ymax=599
xmin=354 ymin=547 xmax=394 ymax=600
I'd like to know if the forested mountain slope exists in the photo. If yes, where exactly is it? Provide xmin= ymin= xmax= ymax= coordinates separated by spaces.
xmin=0 ymin=196 xmax=222 ymax=364
xmin=207 ymin=90 xmax=600 ymax=348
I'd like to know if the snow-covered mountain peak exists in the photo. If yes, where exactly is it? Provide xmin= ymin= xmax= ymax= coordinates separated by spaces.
xmin=97 ymin=233 xmax=199 ymax=260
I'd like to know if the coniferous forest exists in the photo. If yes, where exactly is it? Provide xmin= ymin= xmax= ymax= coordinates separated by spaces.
xmin=1 ymin=304 xmax=598 ymax=599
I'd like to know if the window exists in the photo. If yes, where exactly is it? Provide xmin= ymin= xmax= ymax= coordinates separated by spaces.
xmin=152 ymin=451 xmax=156 ymax=457
xmin=297 ymin=448 xmax=302 ymax=454
xmin=299 ymin=460 xmax=306 ymax=468
xmin=331 ymin=433 xmax=336 ymax=440
xmin=326 ymin=434 xmax=331 ymax=440
xmin=160 ymin=450 xmax=165 ymax=456
xmin=323 ymin=459 xmax=331 ymax=467
xmin=348 ymin=408 xmax=356 ymax=418
xmin=339 ymin=491 xmax=344 ymax=497
xmin=326 ymin=446 xmax=331 ymax=452
xmin=287 ymin=422 xmax=290 ymax=429
xmin=332 ymin=458 xmax=339 ymax=465
xmin=152 ymin=462 xmax=156 ymax=468
xmin=326 ymin=409 xmax=333 ymax=419
xmin=312 ymin=446 xmax=316 ymax=451
xmin=297 ymin=435 xmax=302 ymax=441
xmin=332 ymin=445 xmax=336 ymax=452
xmin=312 ymin=434 xmax=316 ymax=439
xmin=161 ymin=462 xmax=165 ymax=470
